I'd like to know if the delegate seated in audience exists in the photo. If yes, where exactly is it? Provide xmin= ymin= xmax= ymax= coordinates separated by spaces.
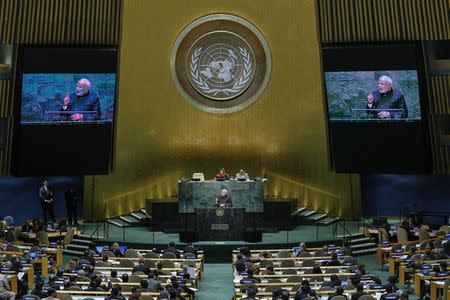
xmin=31 ymin=280 xmax=48 ymax=299
xmin=183 ymin=243 xmax=198 ymax=257
xmin=46 ymin=275 xmax=60 ymax=290
xmin=380 ymin=284 xmax=394 ymax=300
xmin=110 ymin=243 xmax=125 ymax=257
xmin=406 ymin=247 xmax=417 ymax=260
xmin=326 ymin=252 xmax=341 ymax=266
xmin=357 ymin=263 xmax=367 ymax=276
xmin=42 ymin=287 xmax=59 ymax=300
xmin=387 ymin=276 xmax=400 ymax=293
xmin=81 ymin=249 xmax=96 ymax=266
xmin=101 ymin=254 xmax=113 ymax=267
xmin=105 ymin=285 xmax=126 ymax=300
xmin=322 ymin=275 xmax=341 ymax=288
xmin=139 ymin=279 xmax=151 ymax=292
xmin=262 ymin=264 xmax=275 ymax=275
xmin=309 ymin=290 xmax=319 ymax=300
xmin=241 ymin=286 xmax=258 ymax=300
xmin=251 ymin=264 xmax=260 ymax=276
xmin=421 ymin=247 xmax=436 ymax=261
xmin=68 ymin=275 xmax=80 ymax=288
xmin=133 ymin=257 xmax=150 ymax=275
xmin=65 ymin=260 xmax=78 ymax=272
xmin=328 ymin=286 xmax=347 ymax=300
xmin=147 ymin=271 xmax=163 ymax=291
xmin=296 ymin=242 xmax=308 ymax=257
xmin=242 ymin=268 xmax=261 ymax=283
xmin=121 ymin=273 xmax=129 ymax=283
xmin=84 ymin=264 xmax=96 ymax=280
xmin=165 ymin=241 xmax=181 ymax=258
xmin=351 ymin=284 xmax=366 ymax=300
xmin=438 ymin=242 xmax=450 ymax=259
xmin=110 ymin=270 xmax=120 ymax=282
xmin=340 ymin=239 xmax=352 ymax=255
xmin=312 ymin=264 xmax=323 ymax=274
xmin=176 ymin=264 xmax=191 ymax=279
xmin=129 ymin=287 xmax=141 ymax=300
xmin=294 ymin=281 xmax=311 ymax=300
xmin=408 ymin=255 xmax=423 ymax=270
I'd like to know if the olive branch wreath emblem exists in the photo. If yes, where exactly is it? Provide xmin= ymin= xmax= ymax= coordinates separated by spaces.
xmin=189 ymin=46 xmax=252 ymax=97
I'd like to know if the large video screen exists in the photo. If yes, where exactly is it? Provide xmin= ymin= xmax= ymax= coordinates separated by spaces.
xmin=13 ymin=46 xmax=118 ymax=176
xmin=325 ymin=70 xmax=421 ymax=122
xmin=322 ymin=43 xmax=430 ymax=173
xmin=21 ymin=74 xmax=116 ymax=124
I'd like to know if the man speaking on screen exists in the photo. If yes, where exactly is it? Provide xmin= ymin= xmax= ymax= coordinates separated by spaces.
xmin=67 ymin=78 xmax=101 ymax=121
xmin=366 ymin=75 xmax=408 ymax=119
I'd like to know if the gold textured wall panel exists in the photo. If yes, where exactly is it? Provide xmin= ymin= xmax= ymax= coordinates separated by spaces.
xmin=0 ymin=0 xmax=122 ymax=175
xmin=84 ymin=0 xmax=361 ymax=221
xmin=318 ymin=0 xmax=450 ymax=174
xmin=318 ymin=0 xmax=450 ymax=42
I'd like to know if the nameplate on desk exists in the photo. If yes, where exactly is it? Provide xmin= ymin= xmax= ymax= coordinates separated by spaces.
xmin=211 ymin=224 xmax=229 ymax=230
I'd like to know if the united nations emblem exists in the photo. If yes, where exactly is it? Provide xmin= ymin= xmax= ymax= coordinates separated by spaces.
xmin=188 ymin=31 xmax=255 ymax=100
xmin=216 ymin=207 xmax=225 ymax=217
xmin=170 ymin=14 xmax=271 ymax=114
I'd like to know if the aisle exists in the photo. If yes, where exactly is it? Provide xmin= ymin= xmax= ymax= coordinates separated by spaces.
xmin=196 ymin=263 xmax=234 ymax=300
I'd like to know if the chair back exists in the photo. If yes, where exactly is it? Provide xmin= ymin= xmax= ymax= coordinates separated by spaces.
xmin=418 ymin=229 xmax=430 ymax=241
xmin=396 ymin=227 xmax=409 ymax=243
xmin=301 ymin=259 xmax=316 ymax=267
xmin=102 ymin=250 xmax=116 ymax=257
xmin=281 ymin=268 xmax=297 ymax=275
xmin=276 ymin=250 xmax=292 ymax=258
xmin=5 ymin=231 xmax=16 ymax=243
xmin=161 ymin=252 xmax=176 ymax=259
xmin=434 ymin=239 xmax=443 ymax=249
xmin=286 ymin=276 xmax=302 ymax=282
xmin=5 ymin=244 xmax=20 ymax=252
xmin=36 ymin=231 xmax=49 ymax=246
xmin=314 ymin=250 xmax=326 ymax=257
xmin=4 ymin=216 xmax=14 ymax=227
xmin=161 ymin=260 xmax=175 ymax=268
xmin=144 ymin=259 xmax=156 ymax=268
xmin=420 ymin=224 xmax=430 ymax=231
xmin=143 ymin=252 xmax=159 ymax=258
xmin=63 ymin=228 xmax=75 ymax=247
xmin=378 ymin=228 xmax=389 ymax=243
xmin=330 ymin=296 xmax=347 ymax=300
xmin=140 ymin=296 xmax=154 ymax=300
xmin=128 ymin=275 xmax=142 ymax=283
xmin=119 ymin=259 xmax=135 ymax=268
xmin=124 ymin=249 xmax=140 ymax=258
xmin=391 ymin=244 xmax=403 ymax=253
xmin=298 ymin=252 xmax=313 ymax=257
xmin=358 ymin=296 xmax=376 ymax=300
xmin=132 ymin=271 xmax=145 ymax=276
xmin=279 ymin=259 xmax=295 ymax=267
xmin=439 ymin=225 xmax=450 ymax=233
xmin=57 ymin=293 xmax=73 ymax=300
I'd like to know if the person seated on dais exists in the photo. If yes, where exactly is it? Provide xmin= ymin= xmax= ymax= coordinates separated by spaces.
xmin=215 ymin=168 xmax=229 ymax=181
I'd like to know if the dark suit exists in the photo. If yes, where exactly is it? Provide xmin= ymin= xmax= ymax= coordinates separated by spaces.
xmin=68 ymin=91 xmax=101 ymax=121
xmin=39 ymin=186 xmax=55 ymax=223
xmin=65 ymin=189 xmax=78 ymax=225
xmin=183 ymin=245 xmax=198 ymax=257
xmin=351 ymin=291 xmax=367 ymax=300
xmin=132 ymin=264 xmax=150 ymax=275
xmin=165 ymin=246 xmax=181 ymax=259
xmin=216 ymin=195 xmax=232 ymax=207
xmin=366 ymin=89 xmax=408 ymax=119
xmin=146 ymin=279 xmax=162 ymax=291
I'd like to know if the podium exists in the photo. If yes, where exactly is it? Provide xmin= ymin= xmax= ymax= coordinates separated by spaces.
xmin=195 ymin=207 xmax=245 ymax=241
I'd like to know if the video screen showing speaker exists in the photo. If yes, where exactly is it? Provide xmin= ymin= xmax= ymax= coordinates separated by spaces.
xmin=322 ymin=43 xmax=430 ymax=173
xmin=325 ymin=70 xmax=421 ymax=122
xmin=20 ymin=73 xmax=116 ymax=124
xmin=13 ymin=46 xmax=118 ymax=176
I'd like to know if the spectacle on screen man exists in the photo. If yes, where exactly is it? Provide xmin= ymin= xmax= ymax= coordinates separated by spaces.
xmin=66 ymin=78 xmax=101 ymax=121
xmin=366 ymin=75 xmax=408 ymax=119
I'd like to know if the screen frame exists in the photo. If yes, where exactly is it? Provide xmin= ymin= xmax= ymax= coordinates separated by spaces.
xmin=321 ymin=42 xmax=431 ymax=173
xmin=12 ymin=45 xmax=119 ymax=176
